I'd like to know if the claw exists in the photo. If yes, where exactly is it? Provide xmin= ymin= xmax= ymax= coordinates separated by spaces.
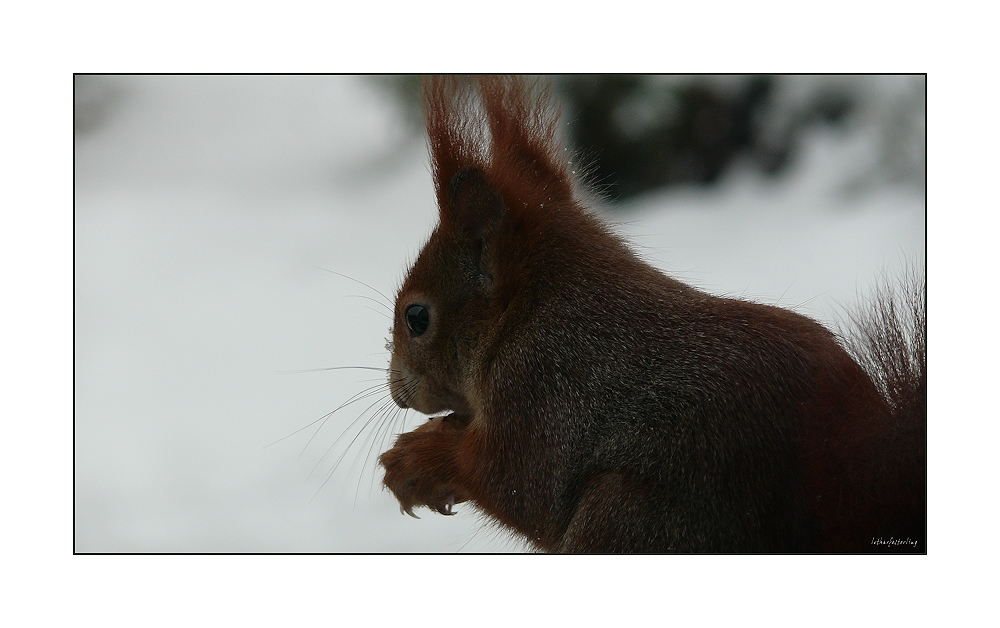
xmin=401 ymin=504 xmax=420 ymax=519
xmin=437 ymin=497 xmax=456 ymax=516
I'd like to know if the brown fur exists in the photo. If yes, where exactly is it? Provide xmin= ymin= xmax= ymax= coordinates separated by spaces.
xmin=378 ymin=76 xmax=926 ymax=553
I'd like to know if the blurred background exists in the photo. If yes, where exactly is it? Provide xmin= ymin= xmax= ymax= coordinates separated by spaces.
xmin=74 ymin=75 xmax=925 ymax=552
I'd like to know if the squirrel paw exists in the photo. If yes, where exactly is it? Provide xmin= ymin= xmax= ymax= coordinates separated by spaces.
xmin=379 ymin=429 xmax=466 ymax=517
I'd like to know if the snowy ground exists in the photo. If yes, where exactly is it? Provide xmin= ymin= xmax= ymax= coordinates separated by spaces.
xmin=74 ymin=75 xmax=924 ymax=553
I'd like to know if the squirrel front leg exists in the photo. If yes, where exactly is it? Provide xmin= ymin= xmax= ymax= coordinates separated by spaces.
xmin=379 ymin=415 xmax=470 ymax=518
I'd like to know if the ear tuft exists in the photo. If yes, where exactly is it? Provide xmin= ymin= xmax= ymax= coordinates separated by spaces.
xmin=448 ymin=167 xmax=505 ymax=241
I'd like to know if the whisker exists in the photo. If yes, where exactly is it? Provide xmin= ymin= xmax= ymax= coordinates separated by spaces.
xmin=310 ymin=403 xmax=388 ymax=499
xmin=369 ymin=406 xmax=410 ymax=499
xmin=280 ymin=366 xmax=387 ymax=374
xmin=361 ymin=304 xmax=392 ymax=321
xmin=314 ymin=266 xmax=394 ymax=308
xmin=313 ymin=392 xmax=405 ymax=501
xmin=354 ymin=402 xmax=406 ymax=508
xmin=297 ymin=384 xmax=391 ymax=460
xmin=306 ymin=385 xmax=403 ymax=484
xmin=262 ymin=382 xmax=389 ymax=449
xmin=344 ymin=294 xmax=394 ymax=313
xmin=359 ymin=406 xmax=395 ymax=499
xmin=337 ymin=378 xmax=418 ymax=504
xmin=365 ymin=400 xmax=414 ymax=500
xmin=303 ymin=367 xmax=419 ymax=504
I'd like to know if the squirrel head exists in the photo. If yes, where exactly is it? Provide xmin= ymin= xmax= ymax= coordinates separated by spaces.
xmin=388 ymin=167 xmax=505 ymax=416
xmin=387 ymin=76 xmax=575 ymax=418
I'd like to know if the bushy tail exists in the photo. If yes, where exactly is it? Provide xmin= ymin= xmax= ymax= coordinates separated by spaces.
xmin=845 ymin=267 xmax=926 ymax=423
xmin=842 ymin=267 xmax=926 ymax=551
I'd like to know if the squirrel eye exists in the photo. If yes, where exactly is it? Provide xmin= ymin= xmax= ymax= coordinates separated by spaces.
xmin=405 ymin=304 xmax=430 ymax=336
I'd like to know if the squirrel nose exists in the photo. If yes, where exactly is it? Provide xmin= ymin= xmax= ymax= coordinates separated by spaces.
xmin=388 ymin=355 xmax=416 ymax=409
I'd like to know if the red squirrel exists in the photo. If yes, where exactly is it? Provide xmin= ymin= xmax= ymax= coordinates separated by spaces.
xmin=377 ymin=75 xmax=926 ymax=553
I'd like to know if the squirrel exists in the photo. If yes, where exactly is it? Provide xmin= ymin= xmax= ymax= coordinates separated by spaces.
xmin=377 ymin=75 xmax=926 ymax=553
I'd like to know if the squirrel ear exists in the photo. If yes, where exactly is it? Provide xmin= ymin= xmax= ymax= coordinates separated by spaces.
xmin=447 ymin=167 xmax=505 ymax=241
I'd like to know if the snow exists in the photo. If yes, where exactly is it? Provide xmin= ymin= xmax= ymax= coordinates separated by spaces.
xmin=74 ymin=75 xmax=924 ymax=552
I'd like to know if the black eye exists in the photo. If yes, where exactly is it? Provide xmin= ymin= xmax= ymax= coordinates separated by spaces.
xmin=405 ymin=304 xmax=430 ymax=336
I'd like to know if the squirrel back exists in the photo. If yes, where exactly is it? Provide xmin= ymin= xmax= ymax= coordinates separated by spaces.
xmin=378 ymin=76 xmax=926 ymax=553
